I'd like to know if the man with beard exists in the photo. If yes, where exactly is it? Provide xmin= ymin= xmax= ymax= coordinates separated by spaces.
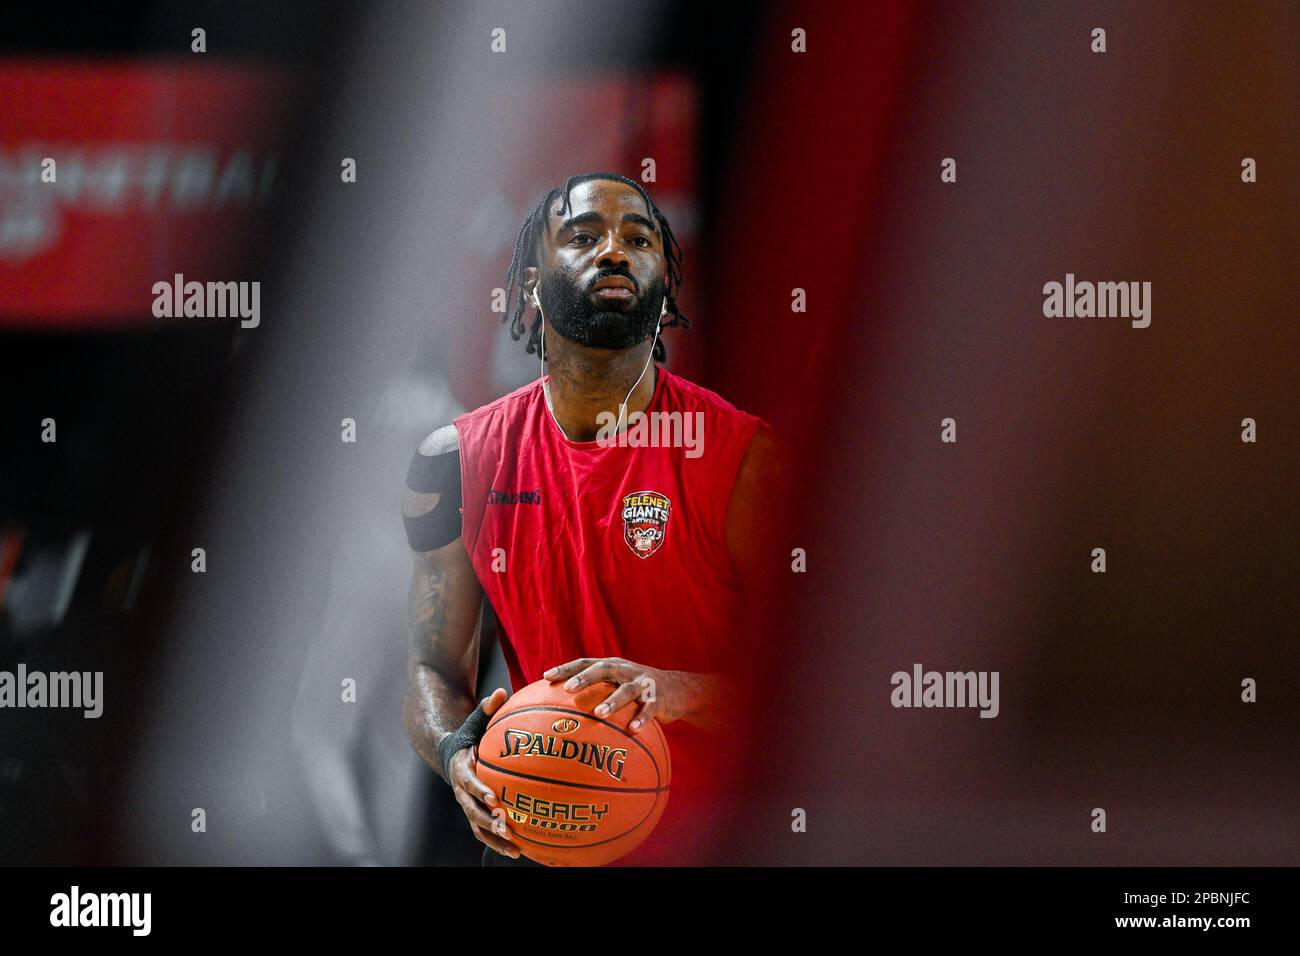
xmin=401 ymin=172 xmax=782 ymax=866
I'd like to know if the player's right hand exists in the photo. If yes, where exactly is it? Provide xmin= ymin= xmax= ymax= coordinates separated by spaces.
xmin=448 ymin=687 xmax=520 ymax=859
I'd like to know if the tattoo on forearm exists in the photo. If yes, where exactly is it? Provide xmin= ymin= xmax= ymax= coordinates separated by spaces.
xmin=409 ymin=563 xmax=447 ymax=648
xmin=403 ymin=559 xmax=476 ymax=779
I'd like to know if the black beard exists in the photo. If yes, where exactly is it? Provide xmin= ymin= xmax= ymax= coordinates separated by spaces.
xmin=539 ymin=270 xmax=665 ymax=350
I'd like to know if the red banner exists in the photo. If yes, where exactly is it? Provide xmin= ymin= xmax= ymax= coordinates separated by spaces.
xmin=0 ymin=60 xmax=299 ymax=325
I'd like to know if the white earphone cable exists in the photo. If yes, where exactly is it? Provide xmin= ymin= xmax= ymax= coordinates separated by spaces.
xmin=533 ymin=286 xmax=664 ymax=441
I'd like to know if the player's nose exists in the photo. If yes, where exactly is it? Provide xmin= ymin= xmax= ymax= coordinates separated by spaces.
xmin=593 ymin=233 xmax=633 ymax=268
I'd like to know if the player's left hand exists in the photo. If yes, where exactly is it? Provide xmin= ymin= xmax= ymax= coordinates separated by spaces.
xmin=543 ymin=657 xmax=682 ymax=734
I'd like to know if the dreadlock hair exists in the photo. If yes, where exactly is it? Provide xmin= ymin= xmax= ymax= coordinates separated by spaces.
xmin=502 ymin=171 xmax=689 ymax=364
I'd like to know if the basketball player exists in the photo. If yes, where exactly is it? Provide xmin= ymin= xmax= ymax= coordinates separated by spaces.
xmin=401 ymin=172 xmax=784 ymax=866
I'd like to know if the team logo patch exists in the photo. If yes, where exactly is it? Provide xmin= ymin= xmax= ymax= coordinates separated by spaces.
xmin=621 ymin=490 xmax=671 ymax=558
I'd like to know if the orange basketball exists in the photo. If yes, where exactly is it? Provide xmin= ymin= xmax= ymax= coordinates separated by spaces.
xmin=474 ymin=678 xmax=671 ymax=866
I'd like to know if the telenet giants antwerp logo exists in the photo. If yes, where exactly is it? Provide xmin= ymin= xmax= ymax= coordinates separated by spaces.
xmin=621 ymin=490 xmax=671 ymax=558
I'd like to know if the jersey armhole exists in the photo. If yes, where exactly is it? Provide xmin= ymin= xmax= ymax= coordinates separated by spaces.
xmin=452 ymin=420 xmax=475 ymax=556
xmin=719 ymin=414 xmax=768 ymax=586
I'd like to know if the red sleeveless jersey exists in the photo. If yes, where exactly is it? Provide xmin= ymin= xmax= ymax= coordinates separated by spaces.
xmin=453 ymin=366 xmax=766 ymax=865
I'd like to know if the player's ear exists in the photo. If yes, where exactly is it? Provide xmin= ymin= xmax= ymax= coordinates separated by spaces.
xmin=523 ymin=267 xmax=539 ymax=302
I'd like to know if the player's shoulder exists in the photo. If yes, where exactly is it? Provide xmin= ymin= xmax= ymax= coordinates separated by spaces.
xmin=416 ymin=423 xmax=460 ymax=457
xmin=406 ymin=422 xmax=461 ymax=502
xmin=411 ymin=380 xmax=543 ymax=459
xmin=663 ymin=369 xmax=777 ymax=465
xmin=452 ymin=378 xmax=543 ymax=430
xmin=661 ymin=368 xmax=759 ymax=423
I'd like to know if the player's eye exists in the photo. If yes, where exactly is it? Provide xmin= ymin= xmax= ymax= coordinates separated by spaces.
xmin=570 ymin=233 xmax=651 ymax=249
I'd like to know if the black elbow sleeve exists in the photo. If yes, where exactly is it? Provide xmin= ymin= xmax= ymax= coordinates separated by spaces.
xmin=403 ymin=447 xmax=463 ymax=551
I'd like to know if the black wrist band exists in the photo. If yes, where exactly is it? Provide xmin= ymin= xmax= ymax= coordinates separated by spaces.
xmin=438 ymin=700 xmax=491 ymax=784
